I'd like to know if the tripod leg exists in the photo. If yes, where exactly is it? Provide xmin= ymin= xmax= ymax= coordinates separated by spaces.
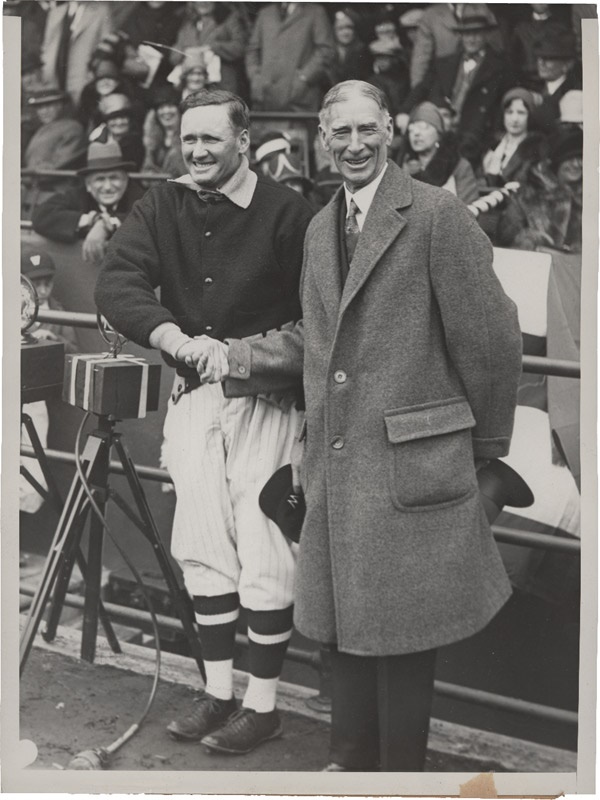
xmin=21 ymin=412 xmax=63 ymax=514
xmin=113 ymin=435 xmax=206 ymax=681
xmin=19 ymin=436 xmax=105 ymax=674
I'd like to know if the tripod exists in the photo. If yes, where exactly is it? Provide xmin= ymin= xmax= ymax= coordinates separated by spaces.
xmin=19 ymin=412 xmax=206 ymax=680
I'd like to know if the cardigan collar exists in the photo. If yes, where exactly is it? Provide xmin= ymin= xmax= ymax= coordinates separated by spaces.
xmin=169 ymin=156 xmax=257 ymax=209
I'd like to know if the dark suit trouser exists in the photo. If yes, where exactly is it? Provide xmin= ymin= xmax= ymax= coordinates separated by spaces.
xmin=328 ymin=647 xmax=437 ymax=771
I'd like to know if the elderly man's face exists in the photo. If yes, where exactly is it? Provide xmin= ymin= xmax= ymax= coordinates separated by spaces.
xmin=537 ymin=56 xmax=572 ymax=82
xmin=462 ymin=30 xmax=486 ymax=55
xmin=85 ymin=170 xmax=129 ymax=206
xmin=181 ymin=104 xmax=249 ymax=189
xmin=319 ymin=93 xmax=392 ymax=192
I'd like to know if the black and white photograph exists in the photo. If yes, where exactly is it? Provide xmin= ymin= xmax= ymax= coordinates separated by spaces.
xmin=2 ymin=1 xmax=598 ymax=795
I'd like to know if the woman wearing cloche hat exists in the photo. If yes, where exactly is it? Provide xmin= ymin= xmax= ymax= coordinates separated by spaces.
xmin=396 ymin=101 xmax=479 ymax=205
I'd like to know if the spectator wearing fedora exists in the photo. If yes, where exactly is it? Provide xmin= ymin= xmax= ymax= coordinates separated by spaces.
xmin=329 ymin=8 xmax=371 ymax=85
xmin=31 ymin=139 xmax=145 ymax=265
xmin=530 ymin=24 xmax=582 ymax=135
xmin=142 ymin=85 xmax=187 ymax=178
xmin=254 ymin=130 xmax=294 ymax=177
xmin=399 ymin=12 xmax=515 ymax=168
xmin=23 ymin=88 xmax=86 ymax=171
xmin=409 ymin=3 xmax=501 ymax=88
xmin=481 ymin=87 xmax=547 ymax=188
xmin=497 ymin=128 xmax=583 ymax=253
xmin=510 ymin=3 xmax=558 ymax=90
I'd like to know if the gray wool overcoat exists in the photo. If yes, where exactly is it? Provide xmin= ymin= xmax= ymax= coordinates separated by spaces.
xmin=226 ymin=161 xmax=522 ymax=656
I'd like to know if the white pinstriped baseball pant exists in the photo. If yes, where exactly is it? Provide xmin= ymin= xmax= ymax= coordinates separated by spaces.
xmin=162 ymin=381 xmax=301 ymax=610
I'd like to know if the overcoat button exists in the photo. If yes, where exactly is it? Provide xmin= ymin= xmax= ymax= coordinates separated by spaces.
xmin=238 ymin=365 xmax=246 ymax=374
xmin=205 ymin=231 xmax=212 ymax=238
xmin=334 ymin=370 xmax=347 ymax=384
xmin=204 ymin=277 xmax=213 ymax=285
xmin=331 ymin=436 xmax=344 ymax=449
xmin=205 ymin=325 xmax=213 ymax=332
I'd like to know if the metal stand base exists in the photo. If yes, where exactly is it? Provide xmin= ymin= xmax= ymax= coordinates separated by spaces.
xmin=19 ymin=414 xmax=206 ymax=681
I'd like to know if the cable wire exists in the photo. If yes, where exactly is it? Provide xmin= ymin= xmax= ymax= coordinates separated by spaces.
xmin=72 ymin=411 xmax=162 ymax=757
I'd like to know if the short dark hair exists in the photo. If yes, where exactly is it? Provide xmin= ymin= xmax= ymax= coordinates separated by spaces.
xmin=180 ymin=89 xmax=250 ymax=132
xmin=319 ymin=80 xmax=389 ymax=126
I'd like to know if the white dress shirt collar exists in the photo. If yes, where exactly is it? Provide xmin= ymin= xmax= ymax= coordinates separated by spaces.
xmin=343 ymin=162 xmax=388 ymax=231
xmin=546 ymin=75 xmax=568 ymax=96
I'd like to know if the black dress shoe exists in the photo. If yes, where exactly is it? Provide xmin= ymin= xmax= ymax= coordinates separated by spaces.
xmin=201 ymin=707 xmax=282 ymax=754
xmin=166 ymin=692 xmax=238 ymax=741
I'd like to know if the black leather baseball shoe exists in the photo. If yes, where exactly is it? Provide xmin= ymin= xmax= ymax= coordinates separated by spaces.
xmin=166 ymin=692 xmax=238 ymax=741
xmin=201 ymin=707 xmax=282 ymax=754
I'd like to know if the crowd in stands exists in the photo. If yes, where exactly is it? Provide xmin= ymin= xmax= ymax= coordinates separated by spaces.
xmin=10 ymin=1 xmax=592 ymax=254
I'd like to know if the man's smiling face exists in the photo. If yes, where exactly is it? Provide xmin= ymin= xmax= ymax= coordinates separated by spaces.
xmin=180 ymin=104 xmax=249 ymax=189
xmin=319 ymin=93 xmax=393 ymax=193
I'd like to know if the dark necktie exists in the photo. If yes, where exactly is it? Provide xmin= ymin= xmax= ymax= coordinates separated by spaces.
xmin=344 ymin=198 xmax=360 ymax=263
xmin=56 ymin=4 xmax=75 ymax=91
xmin=196 ymin=189 xmax=227 ymax=204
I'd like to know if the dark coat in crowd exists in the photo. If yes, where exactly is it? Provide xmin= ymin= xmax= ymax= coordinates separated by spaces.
xmin=397 ymin=133 xmax=479 ymax=205
xmin=78 ymin=79 xmax=147 ymax=134
xmin=246 ymin=3 xmax=335 ymax=112
xmin=329 ymin=40 xmax=372 ymax=84
xmin=24 ymin=118 xmax=87 ymax=170
xmin=32 ymin=182 xmax=146 ymax=244
xmin=496 ymin=169 xmax=582 ymax=254
xmin=510 ymin=13 xmax=558 ymax=90
xmin=402 ymin=47 xmax=515 ymax=166
xmin=367 ymin=60 xmax=410 ymax=117
xmin=482 ymin=131 xmax=546 ymax=187
xmin=531 ymin=68 xmax=583 ymax=135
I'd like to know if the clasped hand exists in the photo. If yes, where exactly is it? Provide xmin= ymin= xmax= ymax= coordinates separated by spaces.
xmin=177 ymin=335 xmax=230 ymax=384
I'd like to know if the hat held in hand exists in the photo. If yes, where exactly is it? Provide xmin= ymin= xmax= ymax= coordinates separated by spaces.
xmin=259 ymin=464 xmax=305 ymax=543
xmin=477 ymin=460 xmax=534 ymax=524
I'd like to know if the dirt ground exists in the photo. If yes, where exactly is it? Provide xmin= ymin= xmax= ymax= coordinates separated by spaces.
xmin=20 ymin=649 xmax=502 ymax=773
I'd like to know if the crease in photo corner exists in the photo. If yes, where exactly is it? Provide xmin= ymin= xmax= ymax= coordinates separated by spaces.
xmin=1 ymin=8 xmax=597 ymax=799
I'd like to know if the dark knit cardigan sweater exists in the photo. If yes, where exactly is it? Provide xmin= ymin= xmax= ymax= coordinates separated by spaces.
xmin=94 ymin=175 xmax=313 ymax=369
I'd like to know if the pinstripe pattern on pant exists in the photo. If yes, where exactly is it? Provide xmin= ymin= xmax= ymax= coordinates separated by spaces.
xmin=162 ymin=381 xmax=301 ymax=610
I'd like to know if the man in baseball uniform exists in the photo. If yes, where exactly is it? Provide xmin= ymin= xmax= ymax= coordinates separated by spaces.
xmin=95 ymin=89 xmax=313 ymax=754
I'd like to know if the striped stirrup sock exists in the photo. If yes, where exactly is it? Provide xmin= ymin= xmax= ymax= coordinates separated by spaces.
xmin=193 ymin=593 xmax=240 ymax=700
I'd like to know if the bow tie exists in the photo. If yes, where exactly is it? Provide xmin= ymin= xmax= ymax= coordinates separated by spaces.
xmin=196 ymin=189 xmax=227 ymax=204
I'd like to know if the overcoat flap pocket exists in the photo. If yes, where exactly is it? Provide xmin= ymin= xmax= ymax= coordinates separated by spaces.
xmin=384 ymin=398 xmax=475 ymax=444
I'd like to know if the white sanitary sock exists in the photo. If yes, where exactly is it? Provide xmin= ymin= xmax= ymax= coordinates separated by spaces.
xmin=204 ymin=659 xmax=234 ymax=701
xmin=242 ymin=675 xmax=279 ymax=713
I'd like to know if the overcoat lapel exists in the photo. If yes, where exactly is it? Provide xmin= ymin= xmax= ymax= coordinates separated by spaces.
xmin=339 ymin=162 xmax=412 ymax=316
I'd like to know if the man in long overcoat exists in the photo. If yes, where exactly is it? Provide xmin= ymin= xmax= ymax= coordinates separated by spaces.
xmin=245 ymin=2 xmax=335 ymax=112
xmin=201 ymin=79 xmax=522 ymax=771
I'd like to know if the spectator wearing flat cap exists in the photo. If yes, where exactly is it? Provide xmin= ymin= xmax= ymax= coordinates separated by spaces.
xmin=399 ymin=11 xmax=515 ymax=169
xmin=171 ymin=2 xmax=248 ymax=97
xmin=23 ymin=88 xmax=86 ymax=171
xmin=396 ymin=101 xmax=478 ymax=205
xmin=254 ymin=130 xmax=294 ymax=177
xmin=530 ymin=24 xmax=582 ymax=135
xmin=142 ymin=85 xmax=187 ymax=179
xmin=497 ymin=128 xmax=583 ymax=253
xmin=41 ymin=1 xmax=113 ymax=105
xmin=329 ymin=8 xmax=371 ymax=84
xmin=481 ymin=87 xmax=546 ymax=188
xmin=32 ymin=139 xmax=145 ymax=265
xmin=409 ymin=3 xmax=502 ymax=88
